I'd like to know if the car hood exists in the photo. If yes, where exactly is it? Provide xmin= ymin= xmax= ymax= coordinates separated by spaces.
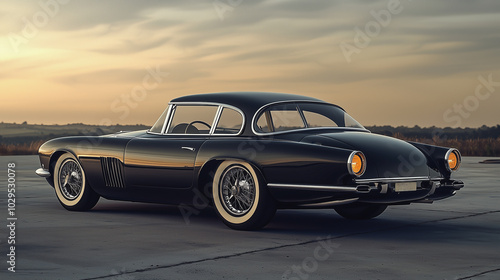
xmin=302 ymin=131 xmax=432 ymax=180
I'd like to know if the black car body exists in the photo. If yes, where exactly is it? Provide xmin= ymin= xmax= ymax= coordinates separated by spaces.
xmin=36 ymin=92 xmax=464 ymax=230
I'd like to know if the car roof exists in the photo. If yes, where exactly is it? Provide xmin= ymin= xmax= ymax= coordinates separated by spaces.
xmin=170 ymin=92 xmax=327 ymax=113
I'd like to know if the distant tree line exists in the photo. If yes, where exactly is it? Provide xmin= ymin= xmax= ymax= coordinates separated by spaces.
xmin=1 ymin=123 xmax=499 ymax=156
xmin=367 ymin=125 xmax=500 ymax=140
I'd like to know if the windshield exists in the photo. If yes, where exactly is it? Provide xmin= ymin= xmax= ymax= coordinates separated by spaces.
xmin=254 ymin=102 xmax=365 ymax=133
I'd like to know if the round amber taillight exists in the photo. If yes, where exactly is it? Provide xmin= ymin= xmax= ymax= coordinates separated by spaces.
xmin=445 ymin=149 xmax=461 ymax=172
xmin=348 ymin=151 xmax=366 ymax=177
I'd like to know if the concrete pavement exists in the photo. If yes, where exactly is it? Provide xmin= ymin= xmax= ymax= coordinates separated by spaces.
xmin=0 ymin=155 xmax=499 ymax=280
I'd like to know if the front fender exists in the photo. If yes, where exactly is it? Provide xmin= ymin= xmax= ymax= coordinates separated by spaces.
xmin=37 ymin=135 xmax=131 ymax=191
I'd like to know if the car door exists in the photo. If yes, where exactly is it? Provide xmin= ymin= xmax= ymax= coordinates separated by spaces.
xmin=123 ymin=104 xmax=219 ymax=189
xmin=124 ymin=135 xmax=206 ymax=189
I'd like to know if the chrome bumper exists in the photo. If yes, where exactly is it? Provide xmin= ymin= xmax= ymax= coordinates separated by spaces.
xmin=35 ymin=168 xmax=51 ymax=178
xmin=354 ymin=176 xmax=443 ymax=184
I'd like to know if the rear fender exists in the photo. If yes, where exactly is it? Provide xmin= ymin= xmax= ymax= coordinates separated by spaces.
xmin=408 ymin=142 xmax=453 ymax=179
xmin=196 ymin=139 xmax=355 ymax=187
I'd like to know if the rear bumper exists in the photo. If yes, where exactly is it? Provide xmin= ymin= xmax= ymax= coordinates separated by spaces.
xmin=268 ymin=178 xmax=464 ymax=208
xmin=356 ymin=179 xmax=463 ymax=204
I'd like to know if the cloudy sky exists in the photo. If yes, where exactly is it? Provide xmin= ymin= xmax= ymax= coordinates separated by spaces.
xmin=1 ymin=0 xmax=499 ymax=127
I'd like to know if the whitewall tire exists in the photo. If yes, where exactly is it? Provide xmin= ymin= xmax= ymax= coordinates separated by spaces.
xmin=53 ymin=153 xmax=99 ymax=211
xmin=212 ymin=161 xmax=276 ymax=230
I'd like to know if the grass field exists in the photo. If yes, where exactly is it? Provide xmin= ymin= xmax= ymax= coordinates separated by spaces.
xmin=395 ymin=136 xmax=500 ymax=157
xmin=0 ymin=140 xmax=46 ymax=156
xmin=1 ymin=123 xmax=499 ymax=156
xmin=0 ymin=122 xmax=149 ymax=155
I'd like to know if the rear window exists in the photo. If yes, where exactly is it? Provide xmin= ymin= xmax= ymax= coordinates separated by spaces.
xmin=255 ymin=104 xmax=304 ymax=133
xmin=254 ymin=102 xmax=364 ymax=133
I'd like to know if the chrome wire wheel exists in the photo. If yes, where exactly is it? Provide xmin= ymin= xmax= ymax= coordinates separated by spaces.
xmin=220 ymin=165 xmax=256 ymax=216
xmin=53 ymin=153 xmax=99 ymax=211
xmin=58 ymin=159 xmax=83 ymax=200
xmin=213 ymin=160 xmax=276 ymax=230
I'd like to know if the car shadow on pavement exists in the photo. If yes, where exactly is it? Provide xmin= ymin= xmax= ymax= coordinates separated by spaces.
xmin=84 ymin=199 xmax=496 ymax=245
xmin=265 ymin=208 xmax=498 ymax=245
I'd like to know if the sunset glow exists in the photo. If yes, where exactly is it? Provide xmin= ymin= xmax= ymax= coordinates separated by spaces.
xmin=1 ymin=0 xmax=499 ymax=127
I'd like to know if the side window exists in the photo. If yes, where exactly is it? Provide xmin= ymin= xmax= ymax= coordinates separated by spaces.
xmin=302 ymin=111 xmax=338 ymax=128
xmin=255 ymin=104 xmax=305 ymax=133
xmin=150 ymin=107 xmax=169 ymax=133
xmin=214 ymin=107 xmax=243 ymax=134
xmin=269 ymin=104 xmax=305 ymax=132
xmin=298 ymin=103 xmax=344 ymax=127
xmin=256 ymin=113 xmax=271 ymax=132
xmin=167 ymin=105 xmax=218 ymax=134
xmin=344 ymin=113 xmax=362 ymax=128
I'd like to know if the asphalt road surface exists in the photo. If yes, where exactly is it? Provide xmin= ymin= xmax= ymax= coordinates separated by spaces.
xmin=0 ymin=155 xmax=499 ymax=280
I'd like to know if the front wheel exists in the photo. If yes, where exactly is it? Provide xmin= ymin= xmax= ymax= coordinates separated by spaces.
xmin=53 ymin=153 xmax=100 ymax=211
xmin=334 ymin=203 xmax=387 ymax=220
xmin=212 ymin=161 xmax=276 ymax=230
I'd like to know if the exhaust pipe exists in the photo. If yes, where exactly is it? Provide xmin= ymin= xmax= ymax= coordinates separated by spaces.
xmin=356 ymin=185 xmax=372 ymax=193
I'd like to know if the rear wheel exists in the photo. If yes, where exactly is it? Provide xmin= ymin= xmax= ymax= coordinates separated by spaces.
xmin=54 ymin=153 xmax=100 ymax=211
xmin=334 ymin=203 xmax=387 ymax=220
xmin=212 ymin=161 xmax=276 ymax=230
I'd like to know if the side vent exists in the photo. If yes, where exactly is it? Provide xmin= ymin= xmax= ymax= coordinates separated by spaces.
xmin=100 ymin=157 xmax=125 ymax=188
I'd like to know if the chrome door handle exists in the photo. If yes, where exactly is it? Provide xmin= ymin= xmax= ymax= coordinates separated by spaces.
xmin=181 ymin=147 xmax=195 ymax=152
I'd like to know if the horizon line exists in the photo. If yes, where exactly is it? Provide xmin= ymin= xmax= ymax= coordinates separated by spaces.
xmin=1 ymin=121 xmax=499 ymax=130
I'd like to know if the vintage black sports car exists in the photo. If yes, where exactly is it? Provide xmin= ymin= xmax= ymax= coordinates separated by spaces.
xmin=36 ymin=92 xmax=464 ymax=230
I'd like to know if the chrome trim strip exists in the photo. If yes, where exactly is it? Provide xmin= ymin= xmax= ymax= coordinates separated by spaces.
xmin=35 ymin=168 xmax=51 ymax=178
xmin=210 ymin=106 xmax=223 ymax=135
xmin=253 ymin=126 xmax=369 ymax=136
xmin=298 ymin=198 xmax=359 ymax=208
xmin=268 ymin=183 xmax=358 ymax=192
xmin=296 ymin=104 xmax=309 ymax=128
xmin=165 ymin=104 xmax=176 ymax=134
xmin=161 ymin=104 xmax=173 ymax=134
xmin=354 ymin=176 xmax=443 ymax=184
